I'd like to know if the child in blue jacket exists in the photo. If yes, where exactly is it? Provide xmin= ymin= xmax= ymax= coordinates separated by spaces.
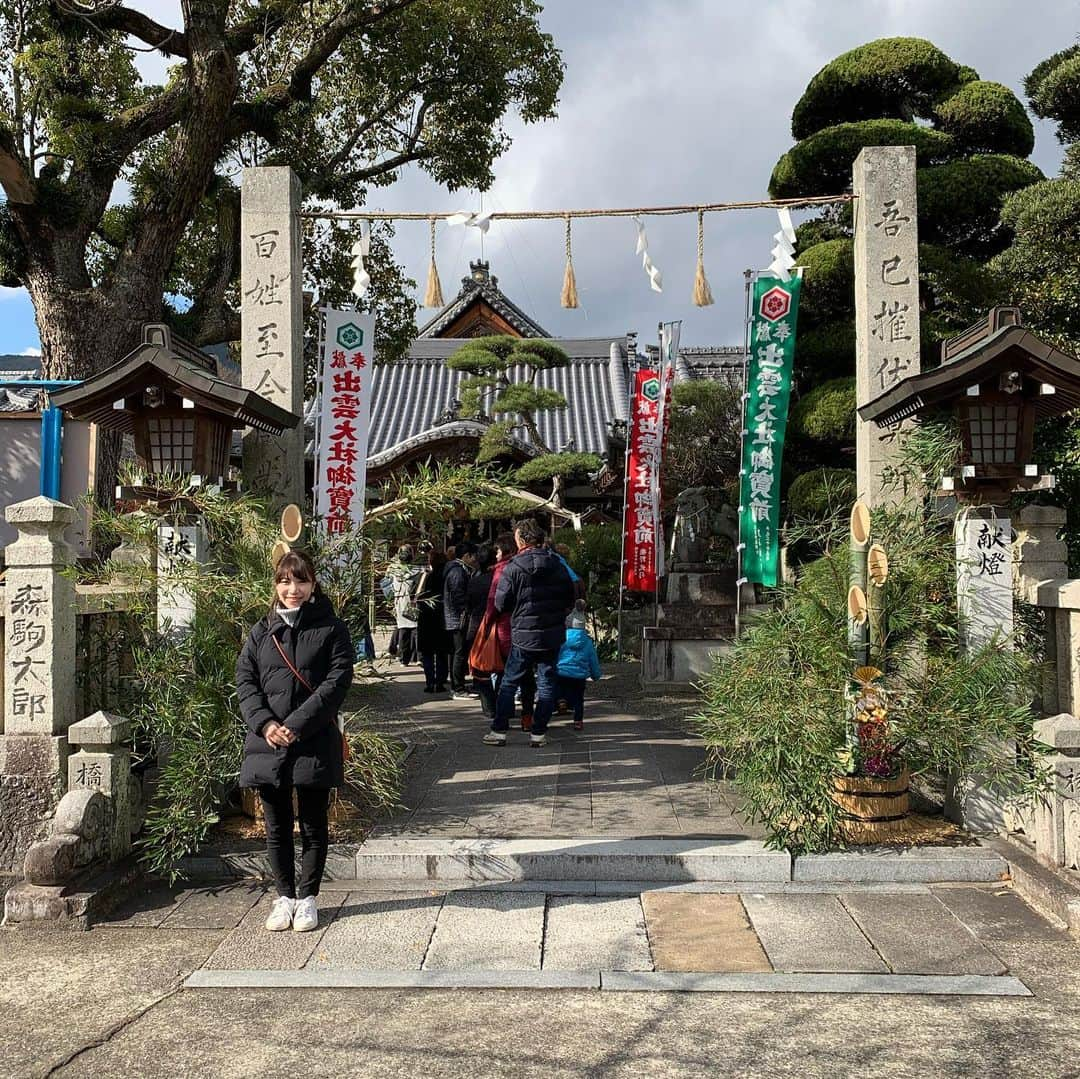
xmin=557 ymin=604 xmax=602 ymax=731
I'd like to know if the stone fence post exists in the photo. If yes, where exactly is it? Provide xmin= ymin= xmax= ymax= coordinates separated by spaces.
xmin=0 ymin=496 xmax=77 ymax=872
xmin=67 ymin=711 xmax=131 ymax=860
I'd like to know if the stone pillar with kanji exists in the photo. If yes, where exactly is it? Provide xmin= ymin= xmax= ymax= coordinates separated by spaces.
xmin=67 ymin=711 xmax=131 ymax=861
xmin=157 ymin=518 xmax=207 ymax=635
xmin=853 ymin=146 xmax=922 ymax=506
xmin=0 ymin=496 xmax=77 ymax=871
xmin=240 ymin=166 xmax=305 ymax=512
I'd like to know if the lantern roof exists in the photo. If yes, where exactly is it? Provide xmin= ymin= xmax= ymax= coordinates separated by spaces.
xmin=858 ymin=308 xmax=1080 ymax=428
xmin=50 ymin=324 xmax=300 ymax=435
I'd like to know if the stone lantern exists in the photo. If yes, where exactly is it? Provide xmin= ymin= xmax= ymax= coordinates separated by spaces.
xmin=858 ymin=307 xmax=1080 ymax=504
xmin=50 ymin=323 xmax=300 ymax=489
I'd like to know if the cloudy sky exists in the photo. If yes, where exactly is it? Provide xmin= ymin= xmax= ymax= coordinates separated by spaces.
xmin=1 ymin=0 xmax=1077 ymax=355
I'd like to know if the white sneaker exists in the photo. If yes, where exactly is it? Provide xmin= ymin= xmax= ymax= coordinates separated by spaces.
xmin=530 ymin=733 xmax=547 ymax=748
xmin=482 ymin=731 xmax=507 ymax=746
xmin=292 ymin=895 xmax=319 ymax=932
xmin=265 ymin=895 xmax=295 ymax=931
xmin=451 ymin=691 xmax=472 ymax=701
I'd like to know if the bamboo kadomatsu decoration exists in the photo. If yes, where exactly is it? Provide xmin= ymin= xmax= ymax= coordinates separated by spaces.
xmin=848 ymin=500 xmax=871 ymax=666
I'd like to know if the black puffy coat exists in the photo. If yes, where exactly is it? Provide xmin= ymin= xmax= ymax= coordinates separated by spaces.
xmin=493 ymin=545 xmax=575 ymax=653
xmin=413 ymin=565 xmax=449 ymax=655
xmin=442 ymin=559 xmax=472 ymax=631
xmin=465 ymin=568 xmax=494 ymax=642
xmin=236 ymin=592 xmax=354 ymax=789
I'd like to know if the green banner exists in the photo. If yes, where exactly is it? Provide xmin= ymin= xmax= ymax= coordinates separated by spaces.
xmin=739 ymin=272 xmax=802 ymax=587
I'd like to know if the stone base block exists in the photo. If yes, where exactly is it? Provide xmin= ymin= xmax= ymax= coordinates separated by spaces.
xmin=641 ymin=628 xmax=732 ymax=688
xmin=2 ymin=858 xmax=142 ymax=930
xmin=2 ymin=734 xmax=69 ymax=777
xmin=0 ymin=773 xmax=64 ymax=873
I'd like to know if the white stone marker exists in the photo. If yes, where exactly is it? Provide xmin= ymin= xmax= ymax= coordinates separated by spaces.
xmin=853 ymin=146 xmax=922 ymax=506
xmin=4 ymin=496 xmax=76 ymax=736
xmin=156 ymin=519 xmax=206 ymax=635
xmin=955 ymin=513 xmax=1014 ymax=649
xmin=240 ymin=166 xmax=304 ymax=511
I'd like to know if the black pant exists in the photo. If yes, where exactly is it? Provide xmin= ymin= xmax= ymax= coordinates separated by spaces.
xmin=259 ymin=784 xmax=330 ymax=900
xmin=450 ymin=628 xmax=469 ymax=691
xmin=558 ymin=676 xmax=587 ymax=724
xmin=475 ymin=672 xmax=496 ymax=718
xmin=397 ymin=626 xmax=416 ymax=664
xmin=420 ymin=651 xmax=448 ymax=689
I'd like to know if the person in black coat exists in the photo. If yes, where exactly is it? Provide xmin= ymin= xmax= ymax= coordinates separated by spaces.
xmin=485 ymin=519 xmax=574 ymax=748
xmin=413 ymin=550 xmax=450 ymax=692
xmin=236 ymin=550 xmax=354 ymax=933
xmin=443 ymin=541 xmax=478 ymax=698
xmin=464 ymin=544 xmax=496 ymax=717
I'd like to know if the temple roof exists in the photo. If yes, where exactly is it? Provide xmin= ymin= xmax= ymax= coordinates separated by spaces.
xmin=416 ymin=260 xmax=551 ymax=339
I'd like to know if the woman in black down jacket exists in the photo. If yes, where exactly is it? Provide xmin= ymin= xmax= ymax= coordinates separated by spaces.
xmin=236 ymin=550 xmax=354 ymax=933
xmin=413 ymin=549 xmax=450 ymax=693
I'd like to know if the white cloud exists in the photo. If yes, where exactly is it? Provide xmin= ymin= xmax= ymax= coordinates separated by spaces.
xmin=20 ymin=347 xmax=41 ymax=356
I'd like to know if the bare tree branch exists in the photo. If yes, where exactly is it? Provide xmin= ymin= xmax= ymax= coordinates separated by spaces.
xmin=89 ymin=6 xmax=191 ymax=58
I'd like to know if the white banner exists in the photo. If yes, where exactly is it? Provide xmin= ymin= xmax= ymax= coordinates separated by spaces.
xmin=653 ymin=321 xmax=680 ymax=579
xmin=316 ymin=308 xmax=375 ymax=534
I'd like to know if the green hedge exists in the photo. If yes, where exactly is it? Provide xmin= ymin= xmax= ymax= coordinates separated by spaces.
xmin=791 ymin=37 xmax=961 ymax=140
xmin=934 ymin=80 xmax=1034 ymax=157
xmin=770 ymin=120 xmax=954 ymax=199
xmin=787 ymin=467 xmax=857 ymax=520
xmin=790 ymin=378 xmax=856 ymax=444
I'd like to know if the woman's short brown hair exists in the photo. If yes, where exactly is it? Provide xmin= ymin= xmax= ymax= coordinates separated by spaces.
xmin=271 ymin=549 xmax=318 ymax=615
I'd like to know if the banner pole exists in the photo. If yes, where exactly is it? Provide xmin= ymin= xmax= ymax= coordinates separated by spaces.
xmin=653 ymin=320 xmax=663 ymax=630
xmin=312 ymin=303 xmax=327 ymax=520
xmin=615 ymin=338 xmax=636 ymax=663
xmin=735 ymin=269 xmax=754 ymax=639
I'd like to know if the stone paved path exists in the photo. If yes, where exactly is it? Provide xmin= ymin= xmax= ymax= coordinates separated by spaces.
xmin=104 ymin=879 xmax=1063 ymax=995
xmin=362 ymin=663 xmax=759 ymax=839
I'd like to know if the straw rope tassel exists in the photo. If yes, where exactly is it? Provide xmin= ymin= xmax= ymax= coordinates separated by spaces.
xmin=693 ymin=209 xmax=715 ymax=307
xmin=423 ymin=217 xmax=444 ymax=308
xmin=561 ymin=215 xmax=579 ymax=309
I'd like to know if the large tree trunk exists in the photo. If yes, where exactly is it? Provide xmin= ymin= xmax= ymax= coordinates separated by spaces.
xmin=28 ymin=275 xmax=158 ymax=381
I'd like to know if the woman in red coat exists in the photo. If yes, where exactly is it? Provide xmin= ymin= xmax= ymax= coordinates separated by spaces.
xmin=483 ymin=532 xmax=535 ymax=728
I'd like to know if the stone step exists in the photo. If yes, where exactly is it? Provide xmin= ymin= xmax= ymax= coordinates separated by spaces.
xmin=350 ymin=838 xmax=791 ymax=883
xmin=179 ymin=840 xmax=1011 ymax=886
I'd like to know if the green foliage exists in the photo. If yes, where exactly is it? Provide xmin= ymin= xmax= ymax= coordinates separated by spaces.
xmin=515 ymin=452 xmax=601 ymax=483
xmin=791 ymin=38 xmax=962 ymax=140
xmin=513 ymin=339 xmax=570 ymax=368
xmin=774 ymin=36 xmax=1041 ymax=513
xmin=477 ymin=421 xmax=517 ymax=464
xmin=472 ymin=493 xmax=537 ymax=519
xmin=789 ymin=378 xmax=856 ymax=444
xmin=917 ymin=155 xmax=1044 ymax=257
xmin=791 ymin=323 xmax=856 ymax=383
xmin=695 ymin=436 xmax=1047 ymax=853
xmin=934 ymin=80 xmax=1035 ymax=156
xmin=0 ymin=0 xmax=563 ymax=371
xmin=771 ymin=120 xmax=954 ymax=199
xmin=446 ymin=335 xmax=520 ymax=371
xmin=491 ymin=383 xmax=567 ymax=416
xmin=662 ymin=379 xmax=741 ymax=495
xmin=797 ymin=238 xmax=854 ymax=322
xmin=787 ymin=468 xmax=857 ymax=521
xmin=1026 ymin=44 xmax=1080 ymax=143
xmin=551 ymin=523 xmax=622 ymax=653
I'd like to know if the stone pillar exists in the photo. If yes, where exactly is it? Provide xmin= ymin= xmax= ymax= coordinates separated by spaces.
xmin=1032 ymin=714 xmax=1080 ymax=871
xmin=240 ymin=166 xmax=304 ymax=512
xmin=853 ymin=146 xmax=921 ymax=506
xmin=156 ymin=519 xmax=206 ymax=635
xmin=67 ymin=712 xmax=131 ymax=861
xmin=0 ymin=498 xmax=78 ymax=870
xmin=955 ymin=510 xmax=1013 ymax=650
xmin=1014 ymin=504 xmax=1068 ymax=593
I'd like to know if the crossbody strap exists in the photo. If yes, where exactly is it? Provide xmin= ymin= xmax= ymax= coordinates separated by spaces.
xmin=271 ymin=632 xmax=314 ymax=693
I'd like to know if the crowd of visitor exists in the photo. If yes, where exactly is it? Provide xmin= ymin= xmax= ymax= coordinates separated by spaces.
xmin=380 ymin=520 xmax=601 ymax=747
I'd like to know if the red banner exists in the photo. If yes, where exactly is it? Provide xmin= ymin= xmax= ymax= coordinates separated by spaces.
xmin=623 ymin=368 xmax=663 ymax=592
